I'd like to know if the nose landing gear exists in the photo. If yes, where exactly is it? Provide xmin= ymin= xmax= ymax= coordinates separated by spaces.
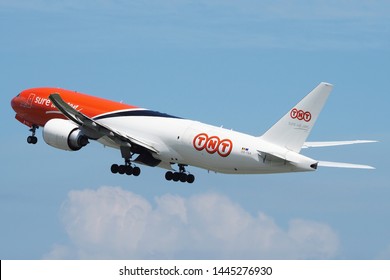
xmin=27 ymin=125 xmax=38 ymax=144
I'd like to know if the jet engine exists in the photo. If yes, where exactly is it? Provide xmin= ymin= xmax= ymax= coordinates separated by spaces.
xmin=43 ymin=119 xmax=89 ymax=151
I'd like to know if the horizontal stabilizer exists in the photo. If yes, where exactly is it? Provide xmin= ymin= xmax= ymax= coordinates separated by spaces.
xmin=318 ymin=161 xmax=375 ymax=169
xmin=303 ymin=140 xmax=377 ymax=148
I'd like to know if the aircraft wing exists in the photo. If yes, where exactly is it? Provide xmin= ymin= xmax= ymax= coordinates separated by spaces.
xmin=302 ymin=140 xmax=377 ymax=148
xmin=49 ymin=93 xmax=159 ymax=154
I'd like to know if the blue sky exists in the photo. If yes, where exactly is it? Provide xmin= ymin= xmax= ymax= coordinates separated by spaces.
xmin=1 ymin=0 xmax=389 ymax=259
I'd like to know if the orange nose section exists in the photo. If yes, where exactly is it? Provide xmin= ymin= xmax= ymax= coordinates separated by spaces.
xmin=11 ymin=95 xmax=20 ymax=113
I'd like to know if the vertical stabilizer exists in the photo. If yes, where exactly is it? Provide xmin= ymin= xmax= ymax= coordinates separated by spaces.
xmin=260 ymin=82 xmax=333 ymax=153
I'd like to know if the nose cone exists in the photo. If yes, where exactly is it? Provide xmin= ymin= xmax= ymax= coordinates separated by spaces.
xmin=11 ymin=95 xmax=19 ymax=112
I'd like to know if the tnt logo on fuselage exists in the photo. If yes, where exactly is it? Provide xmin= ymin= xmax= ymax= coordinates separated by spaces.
xmin=193 ymin=133 xmax=233 ymax=157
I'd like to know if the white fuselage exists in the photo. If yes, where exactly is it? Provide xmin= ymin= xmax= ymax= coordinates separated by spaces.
xmin=97 ymin=114 xmax=316 ymax=174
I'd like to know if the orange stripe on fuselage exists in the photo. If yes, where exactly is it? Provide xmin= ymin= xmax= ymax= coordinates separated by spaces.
xmin=13 ymin=87 xmax=138 ymax=127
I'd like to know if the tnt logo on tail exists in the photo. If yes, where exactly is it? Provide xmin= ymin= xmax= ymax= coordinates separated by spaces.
xmin=290 ymin=108 xmax=311 ymax=122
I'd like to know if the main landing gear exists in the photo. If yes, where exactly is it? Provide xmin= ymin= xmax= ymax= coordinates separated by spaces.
xmin=165 ymin=164 xmax=195 ymax=184
xmin=111 ymin=161 xmax=141 ymax=176
xmin=27 ymin=125 xmax=38 ymax=144
xmin=111 ymin=146 xmax=141 ymax=177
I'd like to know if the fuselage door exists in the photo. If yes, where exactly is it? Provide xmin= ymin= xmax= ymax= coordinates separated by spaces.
xmin=26 ymin=93 xmax=36 ymax=108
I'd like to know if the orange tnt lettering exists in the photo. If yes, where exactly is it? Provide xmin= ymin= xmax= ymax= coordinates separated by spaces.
xmin=218 ymin=139 xmax=233 ymax=157
xmin=193 ymin=133 xmax=208 ymax=151
xmin=193 ymin=133 xmax=233 ymax=157
xmin=206 ymin=136 xmax=220 ymax=154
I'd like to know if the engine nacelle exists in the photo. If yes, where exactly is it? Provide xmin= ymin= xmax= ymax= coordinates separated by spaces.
xmin=43 ymin=119 xmax=89 ymax=151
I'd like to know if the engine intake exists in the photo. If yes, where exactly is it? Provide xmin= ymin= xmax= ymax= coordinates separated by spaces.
xmin=43 ymin=119 xmax=89 ymax=151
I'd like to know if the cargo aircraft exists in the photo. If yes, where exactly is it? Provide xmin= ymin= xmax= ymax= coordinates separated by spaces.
xmin=11 ymin=82 xmax=375 ymax=183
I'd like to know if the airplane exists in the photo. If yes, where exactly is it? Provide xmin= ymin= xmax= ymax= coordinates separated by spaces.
xmin=11 ymin=82 xmax=376 ymax=183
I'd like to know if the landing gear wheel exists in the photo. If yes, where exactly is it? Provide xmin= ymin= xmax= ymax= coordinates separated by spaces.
xmin=27 ymin=136 xmax=38 ymax=144
xmin=132 ymin=166 xmax=141 ymax=176
xmin=179 ymin=173 xmax=188 ymax=182
xmin=111 ymin=164 xmax=119 ymax=174
xmin=165 ymin=171 xmax=173 ymax=181
xmin=118 ymin=165 xmax=126 ymax=174
xmin=186 ymin=174 xmax=195 ymax=184
xmin=125 ymin=166 xmax=133 ymax=175
xmin=172 ymin=172 xmax=180 ymax=182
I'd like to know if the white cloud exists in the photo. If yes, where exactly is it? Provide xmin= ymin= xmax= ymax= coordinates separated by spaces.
xmin=45 ymin=186 xmax=340 ymax=259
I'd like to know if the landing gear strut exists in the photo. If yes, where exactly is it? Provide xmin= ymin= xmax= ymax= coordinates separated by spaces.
xmin=27 ymin=125 xmax=38 ymax=144
xmin=165 ymin=164 xmax=195 ymax=184
xmin=110 ymin=146 xmax=141 ymax=177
